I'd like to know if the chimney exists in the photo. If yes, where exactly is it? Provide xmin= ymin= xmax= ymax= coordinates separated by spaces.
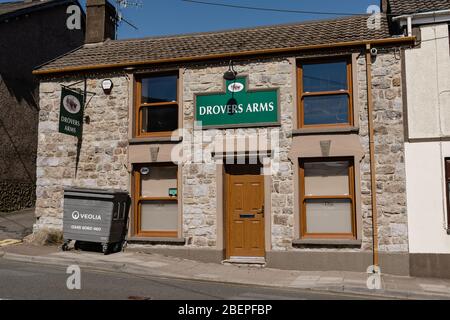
xmin=380 ymin=0 xmax=390 ymax=13
xmin=85 ymin=0 xmax=117 ymax=44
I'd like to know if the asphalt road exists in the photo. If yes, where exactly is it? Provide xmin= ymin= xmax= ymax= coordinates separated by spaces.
xmin=0 ymin=259 xmax=373 ymax=300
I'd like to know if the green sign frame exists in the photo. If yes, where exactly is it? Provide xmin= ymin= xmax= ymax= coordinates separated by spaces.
xmin=195 ymin=76 xmax=280 ymax=129
xmin=59 ymin=87 xmax=85 ymax=138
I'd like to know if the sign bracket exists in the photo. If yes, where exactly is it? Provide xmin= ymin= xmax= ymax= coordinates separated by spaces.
xmin=60 ymin=78 xmax=96 ymax=98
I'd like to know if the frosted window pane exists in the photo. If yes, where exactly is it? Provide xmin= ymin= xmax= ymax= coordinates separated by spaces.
xmin=304 ymin=161 xmax=349 ymax=196
xmin=141 ymin=166 xmax=177 ymax=198
xmin=305 ymin=199 xmax=352 ymax=234
xmin=140 ymin=202 xmax=178 ymax=232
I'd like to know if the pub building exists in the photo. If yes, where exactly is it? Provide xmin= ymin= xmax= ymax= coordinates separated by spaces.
xmin=32 ymin=0 xmax=415 ymax=274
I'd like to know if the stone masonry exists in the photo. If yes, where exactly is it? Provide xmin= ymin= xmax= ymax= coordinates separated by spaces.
xmin=181 ymin=59 xmax=294 ymax=248
xmin=34 ymin=74 xmax=129 ymax=232
xmin=179 ymin=53 xmax=408 ymax=253
xmin=34 ymin=51 xmax=408 ymax=254
xmin=363 ymin=52 xmax=408 ymax=252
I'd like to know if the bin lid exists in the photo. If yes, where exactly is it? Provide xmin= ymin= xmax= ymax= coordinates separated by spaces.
xmin=64 ymin=187 xmax=129 ymax=197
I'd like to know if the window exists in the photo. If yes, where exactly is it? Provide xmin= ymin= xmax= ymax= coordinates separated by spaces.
xmin=299 ymin=158 xmax=356 ymax=239
xmin=133 ymin=164 xmax=179 ymax=237
xmin=446 ymin=158 xmax=450 ymax=230
xmin=135 ymin=74 xmax=179 ymax=137
xmin=297 ymin=58 xmax=353 ymax=128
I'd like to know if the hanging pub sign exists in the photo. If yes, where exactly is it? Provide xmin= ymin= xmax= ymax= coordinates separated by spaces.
xmin=59 ymin=87 xmax=85 ymax=138
xmin=195 ymin=76 xmax=279 ymax=129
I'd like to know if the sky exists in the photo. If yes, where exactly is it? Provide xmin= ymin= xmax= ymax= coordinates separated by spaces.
xmin=3 ymin=0 xmax=379 ymax=39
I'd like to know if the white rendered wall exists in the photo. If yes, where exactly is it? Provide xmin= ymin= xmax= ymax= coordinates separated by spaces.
xmin=405 ymin=24 xmax=450 ymax=139
xmin=405 ymin=142 xmax=450 ymax=253
xmin=404 ymin=22 xmax=450 ymax=253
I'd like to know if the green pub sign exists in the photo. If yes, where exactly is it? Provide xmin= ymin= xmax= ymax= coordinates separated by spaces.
xmin=195 ymin=76 xmax=279 ymax=129
xmin=59 ymin=87 xmax=85 ymax=138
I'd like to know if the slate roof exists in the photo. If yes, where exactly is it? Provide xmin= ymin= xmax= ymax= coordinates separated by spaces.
xmin=0 ymin=0 xmax=79 ymax=22
xmin=35 ymin=14 xmax=402 ymax=74
xmin=389 ymin=0 xmax=450 ymax=15
xmin=0 ymin=0 xmax=47 ymax=16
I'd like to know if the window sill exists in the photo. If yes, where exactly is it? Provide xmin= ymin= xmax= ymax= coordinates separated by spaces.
xmin=292 ymin=126 xmax=359 ymax=136
xmin=129 ymin=136 xmax=183 ymax=145
xmin=127 ymin=237 xmax=186 ymax=246
xmin=292 ymin=239 xmax=362 ymax=248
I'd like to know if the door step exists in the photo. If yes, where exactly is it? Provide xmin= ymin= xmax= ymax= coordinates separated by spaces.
xmin=223 ymin=256 xmax=266 ymax=267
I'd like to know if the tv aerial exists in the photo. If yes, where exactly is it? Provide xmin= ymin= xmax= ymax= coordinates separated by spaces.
xmin=113 ymin=0 xmax=143 ymax=31
xmin=116 ymin=0 xmax=143 ymax=8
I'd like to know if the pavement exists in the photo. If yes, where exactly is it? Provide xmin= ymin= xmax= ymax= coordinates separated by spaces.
xmin=0 ymin=208 xmax=34 ymax=241
xmin=1 ymin=242 xmax=450 ymax=300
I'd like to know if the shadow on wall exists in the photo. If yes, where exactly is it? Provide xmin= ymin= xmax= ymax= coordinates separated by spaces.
xmin=0 ymin=182 xmax=36 ymax=213
xmin=0 ymin=73 xmax=38 ymax=110
xmin=0 ymin=76 xmax=38 ymax=212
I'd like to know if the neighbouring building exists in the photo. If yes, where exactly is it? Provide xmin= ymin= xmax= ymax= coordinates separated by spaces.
xmin=0 ymin=0 xmax=85 ymax=212
xmin=32 ymin=0 xmax=417 ymax=275
xmin=386 ymin=0 xmax=450 ymax=278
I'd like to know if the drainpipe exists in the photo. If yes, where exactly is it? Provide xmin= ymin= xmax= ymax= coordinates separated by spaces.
xmin=407 ymin=16 xmax=413 ymax=37
xmin=366 ymin=44 xmax=379 ymax=268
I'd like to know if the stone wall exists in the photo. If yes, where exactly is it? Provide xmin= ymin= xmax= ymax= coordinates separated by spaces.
xmin=358 ymin=52 xmax=408 ymax=252
xmin=34 ymin=75 xmax=130 ymax=232
xmin=0 ymin=75 xmax=38 ymax=213
xmin=181 ymin=59 xmax=295 ymax=248
xmin=180 ymin=53 xmax=408 ymax=253
xmin=0 ymin=4 xmax=84 ymax=213
xmin=370 ymin=52 xmax=408 ymax=252
xmin=34 ymin=52 xmax=408 ymax=254
xmin=0 ymin=78 xmax=38 ymax=213
xmin=0 ymin=182 xmax=35 ymax=212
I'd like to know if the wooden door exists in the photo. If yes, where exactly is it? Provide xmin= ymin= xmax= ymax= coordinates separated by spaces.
xmin=226 ymin=167 xmax=265 ymax=258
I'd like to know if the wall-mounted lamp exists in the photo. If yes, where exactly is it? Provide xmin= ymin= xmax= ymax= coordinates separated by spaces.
xmin=223 ymin=60 xmax=237 ymax=81
xmin=101 ymin=79 xmax=113 ymax=94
